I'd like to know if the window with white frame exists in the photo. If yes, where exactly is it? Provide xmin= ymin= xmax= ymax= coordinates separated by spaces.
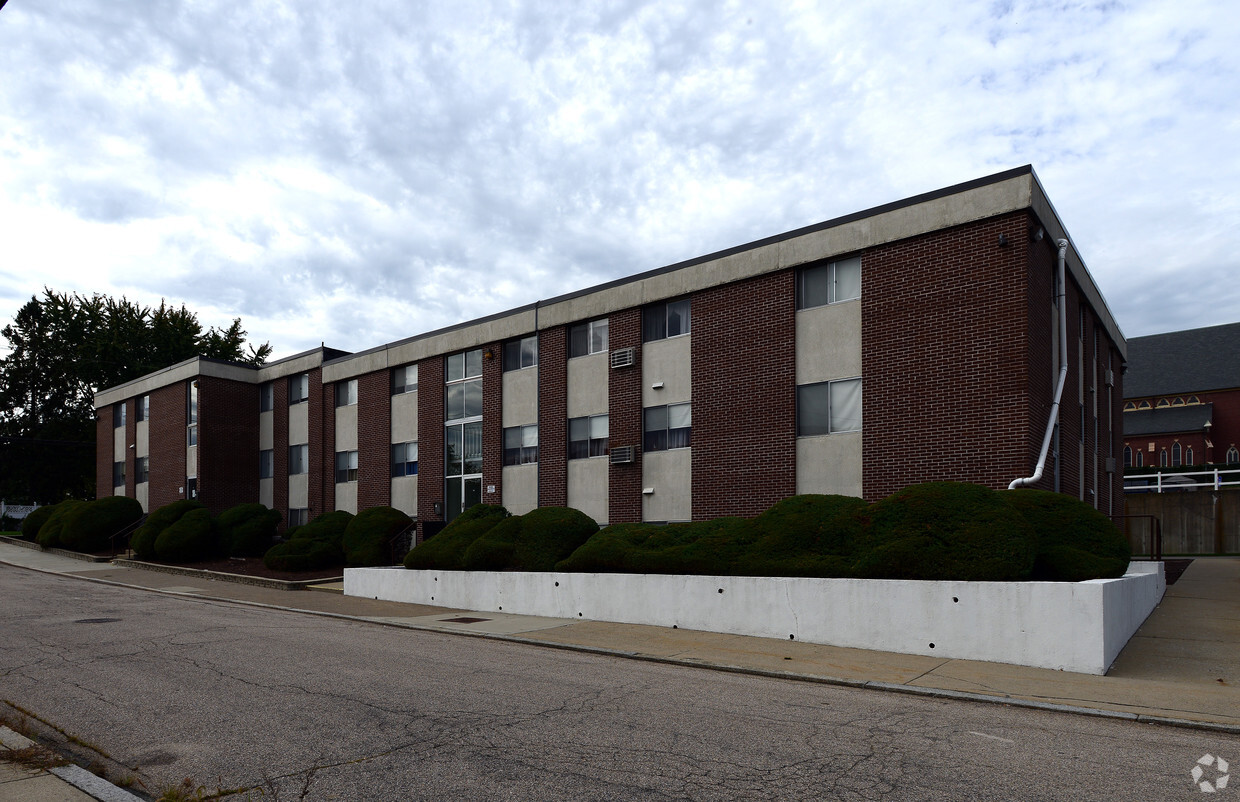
xmin=392 ymin=364 xmax=418 ymax=394
xmin=797 ymin=378 xmax=862 ymax=436
xmin=1123 ymin=445 xmax=1132 ymax=468
xmin=335 ymin=379 xmax=358 ymax=407
xmin=568 ymin=414 xmax=609 ymax=458
xmin=1159 ymin=448 xmax=1168 ymax=467
xmin=644 ymin=403 xmax=691 ymax=452
xmin=391 ymin=442 xmax=418 ymax=477
xmin=187 ymin=381 xmax=198 ymax=446
xmin=288 ymin=508 xmax=309 ymax=528
xmin=796 ymin=256 xmax=861 ymax=309
xmin=289 ymin=373 xmax=309 ymax=405
xmin=1172 ymin=442 xmax=1181 ymax=467
xmin=259 ymin=382 xmax=274 ymax=412
xmin=503 ymin=335 xmax=538 ymax=371
xmin=642 ymin=298 xmax=691 ymax=342
xmin=113 ymin=461 xmax=125 ymax=487
xmin=569 ymin=319 xmax=608 ymax=357
xmin=1229 ymin=446 xmax=1240 ymax=465
xmin=259 ymin=449 xmax=274 ymax=479
xmin=113 ymin=403 xmax=126 ymax=428
xmin=135 ymin=457 xmax=149 ymax=484
xmin=335 ymin=450 xmax=358 ymax=483
xmin=503 ymin=424 xmax=539 ymax=465
xmin=1136 ymin=449 xmax=1144 ymax=467
xmin=445 ymin=349 xmax=483 ymax=522
xmin=137 ymin=395 xmax=149 ymax=422
xmin=1185 ymin=446 xmax=1194 ymax=466
xmin=289 ymin=444 xmax=309 ymax=475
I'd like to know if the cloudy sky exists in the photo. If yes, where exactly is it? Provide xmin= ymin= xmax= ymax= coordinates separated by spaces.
xmin=1 ymin=1 xmax=1237 ymax=362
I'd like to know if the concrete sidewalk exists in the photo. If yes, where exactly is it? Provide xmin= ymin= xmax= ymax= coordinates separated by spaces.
xmin=1 ymin=541 xmax=1238 ymax=799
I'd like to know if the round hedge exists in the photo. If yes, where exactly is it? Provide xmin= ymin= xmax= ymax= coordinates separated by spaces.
xmin=462 ymin=507 xmax=598 ymax=572
xmin=291 ymin=510 xmax=354 ymax=547
xmin=154 ymin=508 xmax=219 ymax=563
xmin=343 ymin=506 xmax=412 ymax=567
xmin=35 ymin=500 xmax=86 ymax=549
xmin=60 ymin=496 xmax=144 ymax=553
xmin=264 ymin=538 xmax=342 ymax=572
xmin=20 ymin=504 xmax=56 ymax=542
xmin=217 ymin=503 xmax=282 ymax=557
xmin=404 ymin=504 xmax=509 ymax=570
xmin=853 ymin=482 xmax=1037 ymax=581
xmin=1003 ymin=488 xmax=1131 ymax=581
xmin=131 ymin=500 xmax=204 ymax=560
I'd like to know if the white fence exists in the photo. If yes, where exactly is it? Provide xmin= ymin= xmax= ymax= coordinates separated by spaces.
xmin=1124 ymin=467 xmax=1240 ymax=493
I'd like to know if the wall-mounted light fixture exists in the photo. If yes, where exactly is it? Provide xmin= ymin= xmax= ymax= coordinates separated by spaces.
xmin=484 ymin=349 xmax=494 ymax=360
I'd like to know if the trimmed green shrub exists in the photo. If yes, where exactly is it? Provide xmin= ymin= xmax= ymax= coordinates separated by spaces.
xmin=343 ymin=506 xmax=412 ymax=567
xmin=404 ymin=504 xmax=509 ymax=570
xmin=462 ymin=507 xmax=598 ymax=571
xmin=557 ymin=517 xmax=753 ymax=575
xmin=1003 ymin=488 xmax=1131 ymax=581
xmin=35 ymin=500 xmax=85 ymax=549
xmin=218 ymin=504 xmax=282 ymax=557
xmin=153 ymin=508 xmax=219 ymax=563
xmin=263 ymin=537 xmax=342 ymax=572
xmin=853 ymin=482 xmax=1037 ymax=581
xmin=131 ymin=500 xmax=204 ymax=560
xmin=742 ymin=494 xmax=868 ymax=577
xmin=290 ymin=510 xmax=354 ymax=547
xmin=20 ymin=504 xmax=55 ymax=542
xmin=60 ymin=496 xmax=144 ymax=553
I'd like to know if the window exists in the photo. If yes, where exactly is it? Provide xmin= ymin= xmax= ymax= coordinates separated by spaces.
xmin=1123 ymin=446 xmax=1132 ymax=468
xmin=446 ymin=349 xmax=483 ymax=422
xmin=136 ymin=395 xmax=149 ymax=422
xmin=643 ymin=298 xmax=691 ymax=342
xmin=135 ymin=457 xmax=149 ymax=484
xmin=187 ymin=425 xmax=198 ymax=446
xmin=1159 ymin=448 xmax=1168 ymax=467
xmin=1229 ymin=446 xmax=1240 ymax=465
xmin=335 ymin=450 xmax=358 ymax=483
xmin=289 ymin=444 xmax=309 ymax=475
xmin=112 ymin=460 xmax=125 ymax=487
xmin=392 ymin=365 xmax=418 ymax=394
xmin=186 ymin=381 xmax=198 ymax=449
xmin=288 ymin=508 xmax=309 ymax=528
xmin=1171 ymin=442 xmax=1182 ymax=467
xmin=503 ymin=424 xmax=539 ymax=465
xmin=1156 ymin=398 xmax=1170 ymax=408
xmin=796 ymin=256 xmax=861 ymax=309
xmin=445 ymin=421 xmax=482 ymax=523
xmin=289 ymin=373 xmax=309 ymax=405
xmin=1138 ymin=400 xmax=1151 ymax=410
xmin=259 ymin=382 xmax=274 ymax=412
xmin=569 ymin=319 xmax=609 ymax=357
xmin=335 ymin=379 xmax=358 ymax=407
xmin=503 ymin=335 xmax=538 ymax=371
xmin=259 ymin=449 xmax=273 ymax=479
xmin=797 ymin=378 xmax=862 ymax=436
xmin=1136 ymin=450 xmax=1143 ymax=468
xmin=186 ymin=477 xmax=197 ymax=500
xmin=569 ymin=414 xmax=609 ymax=459
xmin=392 ymin=442 xmax=418 ymax=477
xmin=1123 ymin=401 xmax=1136 ymax=412
xmin=113 ymin=403 xmax=126 ymax=428
xmin=644 ymin=403 xmax=692 ymax=452
xmin=1185 ymin=446 xmax=1194 ymax=466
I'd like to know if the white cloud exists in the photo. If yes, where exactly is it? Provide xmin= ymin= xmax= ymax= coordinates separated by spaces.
xmin=1 ymin=0 xmax=1238 ymax=363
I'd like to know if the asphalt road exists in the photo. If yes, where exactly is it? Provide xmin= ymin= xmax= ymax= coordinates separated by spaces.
xmin=1 ymin=565 xmax=1236 ymax=801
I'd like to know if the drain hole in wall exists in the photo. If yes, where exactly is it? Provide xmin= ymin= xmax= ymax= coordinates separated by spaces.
xmin=789 ymin=634 xmax=795 ymax=640
xmin=673 ymin=625 xmax=677 ymax=629
xmin=578 ymin=612 xmax=582 ymax=617
xmin=952 ymin=597 xmax=959 ymax=603
xmin=717 ymin=588 xmax=724 ymax=594
xmin=555 ymin=581 xmax=559 ymax=587
xmin=929 ymin=643 xmax=935 ymax=649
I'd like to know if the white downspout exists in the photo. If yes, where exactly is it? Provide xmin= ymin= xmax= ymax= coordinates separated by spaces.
xmin=1010 ymin=239 xmax=1070 ymax=490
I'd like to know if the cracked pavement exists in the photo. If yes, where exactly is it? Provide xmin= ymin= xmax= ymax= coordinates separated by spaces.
xmin=1 ymin=565 xmax=1237 ymax=800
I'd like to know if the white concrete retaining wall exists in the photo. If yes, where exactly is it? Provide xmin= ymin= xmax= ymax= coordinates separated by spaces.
xmin=344 ymin=561 xmax=1166 ymax=675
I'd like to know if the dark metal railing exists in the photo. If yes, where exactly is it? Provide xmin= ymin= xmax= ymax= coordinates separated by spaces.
xmin=1112 ymin=514 xmax=1162 ymax=561
xmin=110 ymin=514 xmax=147 ymax=559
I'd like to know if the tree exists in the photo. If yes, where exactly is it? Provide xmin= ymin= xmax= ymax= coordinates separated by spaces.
xmin=0 ymin=289 xmax=272 ymax=502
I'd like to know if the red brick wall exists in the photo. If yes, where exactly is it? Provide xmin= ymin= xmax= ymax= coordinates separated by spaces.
xmin=123 ymin=399 xmax=136 ymax=497
xmin=197 ymin=377 xmax=259 ymax=515
xmin=608 ymin=308 xmax=643 ymax=523
xmin=95 ymin=408 xmax=112 ymax=499
xmin=273 ymin=378 xmax=289 ymax=526
xmin=538 ymin=326 xmax=568 ymax=507
xmin=307 ymin=368 xmax=326 ymax=519
xmin=357 ymin=370 xmax=392 ymax=510
xmin=862 ymin=212 xmax=1034 ymax=501
xmin=148 ymin=382 xmax=187 ymax=511
xmin=416 ymin=355 xmax=445 ymax=540
xmin=1023 ymin=231 xmax=1058 ymax=492
xmin=320 ymin=379 xmax=336 ymax=514
xmin=482 ymin=343 xmax=503 ymax=507
xmin=692 ymin=270 xmax=796 ymax=519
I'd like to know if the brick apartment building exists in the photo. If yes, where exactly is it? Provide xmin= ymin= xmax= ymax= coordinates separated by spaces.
xmin=1122 ymin=322 xmax=1240 ymax=470
xmin=94 ymin=165 xmax=1127 ymax=540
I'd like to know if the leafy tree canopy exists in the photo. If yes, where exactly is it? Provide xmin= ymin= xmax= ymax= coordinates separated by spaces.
xmin=0 ymin=288 xmax=272 ymax=502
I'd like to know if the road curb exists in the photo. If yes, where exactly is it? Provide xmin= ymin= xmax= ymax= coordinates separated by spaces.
xmin=7 ymin=557 xmax=1240 ymax=738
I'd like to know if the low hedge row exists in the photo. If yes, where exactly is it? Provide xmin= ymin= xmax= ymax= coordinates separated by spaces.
xmin=406 ymin=483 xmax=1130 ymax=583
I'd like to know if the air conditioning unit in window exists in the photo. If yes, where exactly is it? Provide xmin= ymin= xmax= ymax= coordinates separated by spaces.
xmin=610 ymin=347 xmax=635 ymax=369
xmin=610 ymin=446 xmax=635 ymax=464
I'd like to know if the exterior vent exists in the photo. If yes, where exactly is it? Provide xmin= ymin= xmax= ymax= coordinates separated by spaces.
xmin=1104 ymin=456 xmax=1117 ymax=473
xmin=611 ymin=347 xmax=635 ymax=369
xmin=610 ymin=446 xmax=635 ymax=464
xmin=1105 ymin=368 xmax=1115 ymax=387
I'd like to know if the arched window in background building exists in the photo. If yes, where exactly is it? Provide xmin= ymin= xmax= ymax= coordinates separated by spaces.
xmin=1123 ymin=445 xmax=1132 ymax=468
xmin=1172 ymin=442 xmax=1181 ymax=467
